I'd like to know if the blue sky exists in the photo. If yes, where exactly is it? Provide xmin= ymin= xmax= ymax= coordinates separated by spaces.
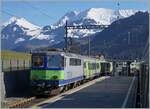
xmin=2 ymin=0 xmax=149 ymax=26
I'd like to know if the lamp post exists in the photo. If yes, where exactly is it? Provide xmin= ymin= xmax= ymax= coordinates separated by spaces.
xmin=88 ymin=35 xmax=91 ymax=57
xmin=65 ymin=21 xmax=68 ymax=52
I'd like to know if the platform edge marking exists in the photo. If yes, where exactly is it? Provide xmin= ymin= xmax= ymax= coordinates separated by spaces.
xmin=121 ymin=76 xmax=136 ymax=108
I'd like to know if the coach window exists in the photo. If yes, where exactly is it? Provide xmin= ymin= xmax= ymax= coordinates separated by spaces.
xmin=91 ymin=63 xmax=93 ymax=70
xmin=94 ymin=63 xmax=96 ymax=70
xmin=92 ymin=63 xmax=94 ymax=70
xmin=93 ymin=63 xmax=96 ymax=70
xmin=70 ymin=58 xmax=75 ymax=66
xmin=70 ymin=58 xmax=81 ymax=66
xmin=88 ymin=63 xmax=91 ymax=70
xmin=77 ymin=59 xmax=81 ymax=65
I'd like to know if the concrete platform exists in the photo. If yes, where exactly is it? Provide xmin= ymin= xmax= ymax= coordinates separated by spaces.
xmin=37 ymin=76 xmax=138 ymax=108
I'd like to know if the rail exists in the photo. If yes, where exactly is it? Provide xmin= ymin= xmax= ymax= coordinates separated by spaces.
xmin=1 ymin=97 xmax=36 ymax=108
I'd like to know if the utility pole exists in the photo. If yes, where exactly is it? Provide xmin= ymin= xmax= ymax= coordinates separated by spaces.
xmin=127 ymin=61 xmax=131 ymax=76
xmin=117 ymin=2 xmax=120 ymax=24
xmin=6 ymin=37 xmax=7 ymax=51
xmin=65 ymin=21 xmax=68 ymax=51
xmin=64 ymin=24 xmax=108 ymax=55
xmin=128 ymin=32 xmax=131 ymax=45
xmin=88 ymin=36 xmax=91 ymax=57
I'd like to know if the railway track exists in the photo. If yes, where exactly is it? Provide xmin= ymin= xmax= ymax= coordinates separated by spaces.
xmin=1 ymin=96 xmax=52 ymax=108
xmin=20 ymin=97 xmax=48 ymax=108
xmin=3 ymin=76 xmax=107 ymax=108
xmin=1 ymin=97 xmax=35 ymax=108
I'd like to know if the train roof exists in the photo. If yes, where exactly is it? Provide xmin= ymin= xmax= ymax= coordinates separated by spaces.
xmin=31 ymin=50 xmax=106 ymax=61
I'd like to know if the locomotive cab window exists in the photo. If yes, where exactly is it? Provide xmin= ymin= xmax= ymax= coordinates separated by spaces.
xmin=47 ymin=55 xmax=64 ymax=68
xmin=32 ymin=56 xmax=44 ymax=67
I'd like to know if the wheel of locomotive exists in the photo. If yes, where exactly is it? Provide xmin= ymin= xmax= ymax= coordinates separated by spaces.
xmin=77 ymin=81 xmax=80 ymax=86
xmin=60 ymin=86 xmax=64 ymax=93
xmin=67 ymin=84 xmax=71 ymax=89
xmin=73 ymin=82 xmax=77 ymax=88
xmin=50 ymin=88 xmax=61 ymax=96
xmin=79 ymin=80 xmax=82 ymax=84
xmin=63 ymin=85 xmax=69 ymax=92
xmin=80 ymin=80 xmax=84 ymax=85
xmin=69 ymin=83 xmax=75 ymax=89
xmin=83 ymin=79 xmax=86 ymax=84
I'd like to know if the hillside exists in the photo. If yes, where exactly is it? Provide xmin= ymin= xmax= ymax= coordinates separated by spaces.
xmin=81 ymin=12 xmax=149 ymax=59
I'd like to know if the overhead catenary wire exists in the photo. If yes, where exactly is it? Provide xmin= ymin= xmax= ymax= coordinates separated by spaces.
xmin=22 ymin=0 xmax=56 ymax=22
xmin=2 ymin=10 xmax=20 ymax=18
xmin=2 ymin=1 xmax=57 ymax=27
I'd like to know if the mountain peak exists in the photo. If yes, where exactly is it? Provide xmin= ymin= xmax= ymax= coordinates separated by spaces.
xmin=3 ymin=17 xmax=41 ymax=29
xmin=83 ymin=8 xmax=114 ymax=24
xmin=65 ymin=11 xmax=79 ymax=16
xmin=3 ymin=17 xmax=42 ymax=40
xmin=56 ymin=8 xmax=138 ymax=26
xmin=55 ymin=11 xmax=79 ymax=26
xmin=116 ymin=9 xmax=138 ymax=18
xmin=9 ymin=16 xmax=18 ymax=21
xmin=3 ymin=16 xmax=19 ymax=26
xmin=87 ymin=8 xmax=112 ymax=12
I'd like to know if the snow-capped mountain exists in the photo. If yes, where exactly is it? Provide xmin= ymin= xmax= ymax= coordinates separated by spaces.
xmin=3 ymin=17 xmax=40 ymax=30
xmin=1 ymin=8 xmax=140 ymax=51
xmin=55 ymin=8 xmax=138 ymax=38
xmin=56 ymin=8 xmax=138 ymax=26
xmin=2 ymin=17 xmax=51 ymax=40
xmin=1 ymin=17 xmax=51 ymax=50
